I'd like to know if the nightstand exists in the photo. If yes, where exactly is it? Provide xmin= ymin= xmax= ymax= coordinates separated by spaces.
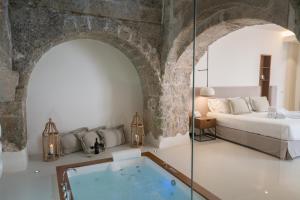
xmin=190 ymin=116 xmax=217 ymax=142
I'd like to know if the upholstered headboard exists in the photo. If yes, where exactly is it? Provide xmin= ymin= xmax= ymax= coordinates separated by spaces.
xmin=210 ymin=86 xmax=261 ymax=98
xmin=190 ymin=86 xmax=277 ymax=114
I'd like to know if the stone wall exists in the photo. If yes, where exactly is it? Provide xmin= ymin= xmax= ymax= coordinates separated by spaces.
xmin=0 ymin=0 xmax=20 ymax=151
xmin=3 ymin=0 xmax=163 ymax=151
xmin=10 ymin=0 xmax=162 ymax=24
xmin=0 ymin=0 xmax=11 ymax=70
xmin=0 ymin=0 xmax=18 ymax=102
xmin=290 ymin=0 xmax=300 ymax=39
xmin=1 ymin=0 xmax=300 ymax=151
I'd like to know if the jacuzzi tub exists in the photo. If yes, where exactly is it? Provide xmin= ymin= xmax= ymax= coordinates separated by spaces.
xmin=57 ymin=152 xmax=219 ymax=200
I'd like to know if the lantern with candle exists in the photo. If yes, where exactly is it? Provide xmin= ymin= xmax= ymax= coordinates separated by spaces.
xmin=42 ymin=118 xmax=61 ymax=161
xmin=130 ymin=112 xmax=144 ymax=147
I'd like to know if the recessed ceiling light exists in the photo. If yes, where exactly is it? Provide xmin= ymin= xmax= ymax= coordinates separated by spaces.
xmin=264 ymin=190 xmax=269 ymax=194
xmin=34 ymin=170 xmax=40 ymax=174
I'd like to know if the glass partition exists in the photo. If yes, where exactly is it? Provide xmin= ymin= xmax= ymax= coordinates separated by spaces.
xmin=192 ymin=1 xmax=300 ymax=200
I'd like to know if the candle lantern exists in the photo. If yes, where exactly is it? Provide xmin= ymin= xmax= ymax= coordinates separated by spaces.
xmin=42 ymin=118 xmax=60 ymax=161
xmin=131 ymin=112 xmax=145 ymax=147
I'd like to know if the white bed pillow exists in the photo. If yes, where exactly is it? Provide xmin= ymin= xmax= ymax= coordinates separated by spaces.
xmin=250 ymin=96 xmax=270 ymax=112
xmin=228 ymin=98 xmax=251 ymax=115
xmin=243 ymin=97 xmax=253 ymax=111
xmin=208 ymin=98 xmax=231 ymax=113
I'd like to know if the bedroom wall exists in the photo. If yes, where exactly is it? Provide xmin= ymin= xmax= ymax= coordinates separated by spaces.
xmin=26 ymin=39 xmax=143 ymax=155
xmin=284 ymin=43 xmax=299 ymax=110
xmin=285 ymin=43 xmax=300 ymax=111
xmin=295 ymin=52 xmax=300 ymax=110
xmin=195 ymin=24 xmax=290 ymax=107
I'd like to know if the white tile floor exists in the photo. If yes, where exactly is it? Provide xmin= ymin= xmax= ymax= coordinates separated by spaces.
xmin=156 ymin=140 xmax=300 ymax=200
xmin=1 ymin=139 xmax=300 ymax=200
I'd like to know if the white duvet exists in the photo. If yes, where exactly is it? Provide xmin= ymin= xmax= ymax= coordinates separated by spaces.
xmin=208 ymin=112 xmax=300 ymax=141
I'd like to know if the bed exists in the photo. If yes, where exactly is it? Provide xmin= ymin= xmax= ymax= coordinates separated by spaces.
xmin=208 ymin=112 xmax=300 ymax=160
xmin=194 ymin=86 xmax=300 ymax=160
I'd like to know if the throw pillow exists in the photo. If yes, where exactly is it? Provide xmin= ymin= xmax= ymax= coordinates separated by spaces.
xmin=208 ymin=98 xmax=231 ymax=113
xmin=250 ymin=96 xmax=270 ymax=112
xmin=60 ymin=127 xmax=88 ymax=154
xmin=228 ymin=98 xmax=251 ymax=115
xmin=78 ymin=130 xmax=105 ymax=154
xmin=90 ymin=125 xmax=106 ymax=132
xmin=98 ymin=125 xmax=126 ymax=148
xmin=243 ymin=97 xmax=253 ymax=111
xmin=75 ymin=125 xmax=105 ymax=139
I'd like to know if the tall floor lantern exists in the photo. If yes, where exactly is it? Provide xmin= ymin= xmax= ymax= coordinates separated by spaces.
xmin=42 ymin=118 xmax=61 ymax=161
xmin=130 ymin=112 xmax=145 ymax=147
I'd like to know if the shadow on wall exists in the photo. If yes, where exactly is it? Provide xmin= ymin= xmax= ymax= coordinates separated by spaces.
xmin=26 ymin=39 xmax=143 ymax=155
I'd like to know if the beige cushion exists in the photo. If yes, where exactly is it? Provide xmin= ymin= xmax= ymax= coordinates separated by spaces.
xmin=60 ymin=127 xmax=88 ymax=154
xmin=228 ymin=98 xmax=251 ymax=115
xmin=208 ymin=98 xmax=231 ymax=113
xmin=78 ymin=130 xmax=104 ymax=154
xmin=250 ymin=96 xmax=270 ymax=112
xmin=90 ymin=125 xmax=106 ymax=132
xmin=98 ymin=125 xmax=125 ymax=148
xmin=75 ymin=126 xmax=105 ymax=139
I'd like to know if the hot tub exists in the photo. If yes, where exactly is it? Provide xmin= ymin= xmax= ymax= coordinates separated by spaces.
xmin=56 ymin=152 xmax=219 ymax=200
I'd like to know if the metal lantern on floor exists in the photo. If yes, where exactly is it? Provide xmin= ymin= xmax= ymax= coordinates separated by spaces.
xmin=131 ymin=112 xmax=144 ymax=147
xmin=42 ymin=118 xmax=60 ymax=161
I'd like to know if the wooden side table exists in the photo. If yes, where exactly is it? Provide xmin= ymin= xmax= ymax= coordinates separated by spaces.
xmin=190 ymin=116 xmax=217 ymax=142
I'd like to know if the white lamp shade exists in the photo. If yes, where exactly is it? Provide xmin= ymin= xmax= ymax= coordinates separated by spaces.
xmin=200 ymin=87 xmax=215 ymax=97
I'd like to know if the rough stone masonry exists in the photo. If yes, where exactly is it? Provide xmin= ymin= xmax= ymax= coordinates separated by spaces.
xmin=0 ymin=0 xmax=299 ymax=151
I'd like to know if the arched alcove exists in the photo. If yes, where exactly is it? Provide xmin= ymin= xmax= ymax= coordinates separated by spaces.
xmin=2 ymin=15 xmax=162 ymax=151
xmin=26 ymin=39 xmax=143 ymax=155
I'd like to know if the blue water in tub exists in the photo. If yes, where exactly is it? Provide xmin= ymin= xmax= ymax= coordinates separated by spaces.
xmin=68 ymin=157 xmax=205 ymax=200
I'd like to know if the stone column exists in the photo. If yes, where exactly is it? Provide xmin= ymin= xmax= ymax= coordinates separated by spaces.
xmin=0 ymin=0 xmax=19 ymax=101
xmin=0 ymin=0 xmax=12 ymax=70
xmin=160 ymin=67 xmax=191 ymax=138
xmin=0 ymin=0 xmax=20 ymax=151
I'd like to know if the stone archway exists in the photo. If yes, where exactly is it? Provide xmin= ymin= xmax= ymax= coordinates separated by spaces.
xmin=160 ymin=0 xmax=298 ymax=139
xmin=2 ymin=14 xmax=162 ymax=151
xmin=2 ymin=0 xmax=300 ymax=151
